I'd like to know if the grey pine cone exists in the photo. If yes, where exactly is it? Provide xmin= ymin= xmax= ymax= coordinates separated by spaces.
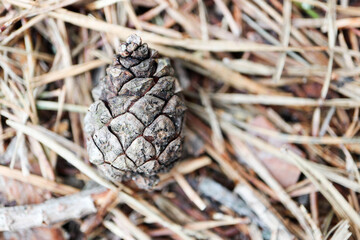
xmin=84 ymin=34 xmax=186 ymax=189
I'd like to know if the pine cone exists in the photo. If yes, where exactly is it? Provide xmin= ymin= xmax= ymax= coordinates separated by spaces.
xmin=84 ymin=35 xmax=186 ymax=189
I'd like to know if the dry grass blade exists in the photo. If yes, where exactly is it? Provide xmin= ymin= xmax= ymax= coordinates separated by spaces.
xmin=36 ymin=100 xmax=88 ymax=113
xmin=86 ymin=0 xmax=126 ymax=10
xmin=184 ymin=218 xmax=249 ymax=231
xmin=328 ymin=220 xmax=352 ymax=240
xmin=48 ymin=9 xmax=324 ymax=52
xmin=199 ymin=89 xmax=225 ymax=153
xmin=118 ymin=192 xmax=194 ymax=240
xmin=31 ymin=59 xmax=108 ymax=87
xmin=211 ymin=93 xmax=360 ymax=108
xmin=213 ymin=0 xmax=240 ymax=37
xmin=153 ymin=44 xmax=276 ymax=94
xmin=224 ymin=124 xmax=317 ymax=239
xmin=214 ymin=114 xmax=360 ymax=236
xmin=224 ymin=115 xmax=360 ymax=145
xmin=173 ymin=156 xmax=212 ymax=174
xmin=5 ymin=120 xmax=116 ymax=191
xmin=1 ymin=14 xmax=46 ymax=45
xmin=234 ymin=184 xmax=296 ymax=240
xmin=0 ymin=45 xmax=53 ymax=61
xmin=110 ymin=208 xmax=151 ymax=240
xmin=0 ymin=165 xmax=78 ymax=195
xmin=272 ymin=0 xmax=292 ymax=83
xmin=282 ymin=149 xmax=360 ymax=229
xmin=173 ymin=171 xmax=207 ymax=211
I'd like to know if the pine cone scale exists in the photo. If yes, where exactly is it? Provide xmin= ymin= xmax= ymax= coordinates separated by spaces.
xmin=110 ymin=112 xmax=144 ymax=150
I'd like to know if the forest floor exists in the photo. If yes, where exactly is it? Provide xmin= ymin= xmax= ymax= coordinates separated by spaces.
xmin=1 ymin=0 xmax=360 ymax=239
